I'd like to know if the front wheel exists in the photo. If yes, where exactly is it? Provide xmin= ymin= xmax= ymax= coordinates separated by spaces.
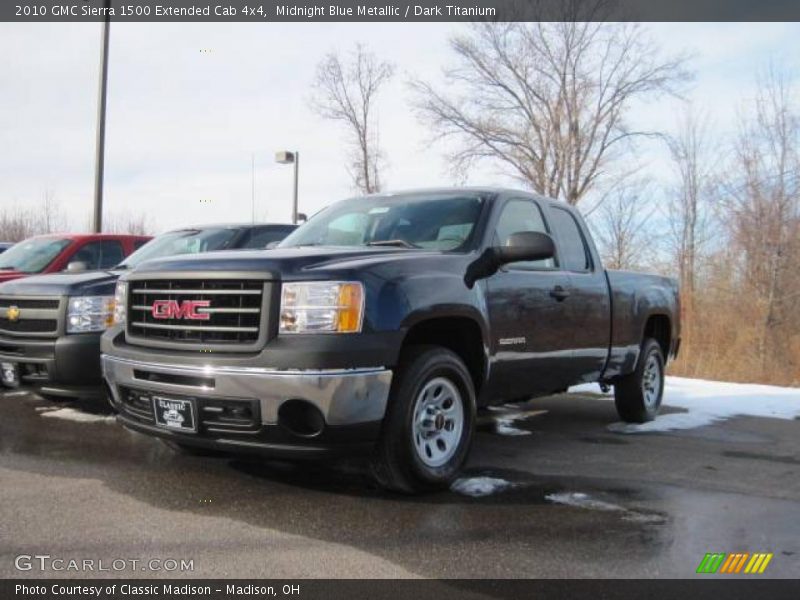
xmin=614 ymin=338 xmax=665 ymax=423
xmin=371 ymin=346 xmax=476 ymax=493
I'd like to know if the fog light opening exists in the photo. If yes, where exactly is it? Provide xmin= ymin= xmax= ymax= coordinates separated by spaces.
xmin=278 ymin=399 xmax=326 ymax=438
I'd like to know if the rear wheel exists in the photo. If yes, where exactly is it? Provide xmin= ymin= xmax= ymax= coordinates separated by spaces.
xmin=614 ymin=338 xmax=665 ymax=423
xmin=371 ymin=346 xmax=475 ymax=493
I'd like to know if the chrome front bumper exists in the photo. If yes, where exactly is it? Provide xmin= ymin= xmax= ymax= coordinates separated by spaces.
xmin=101 ymin=354 xmax=392 ymax=427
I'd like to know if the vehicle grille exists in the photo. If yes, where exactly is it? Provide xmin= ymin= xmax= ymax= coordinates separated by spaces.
xmin=0 ymin=295 xmax=62 ymax=337
xmin=127 ymin=279 xmax=265 ymax=346
xmin=119 ymin=387 xmax=261 ymax=433
xmin=0 ymin=319 xmax=58 ymax=333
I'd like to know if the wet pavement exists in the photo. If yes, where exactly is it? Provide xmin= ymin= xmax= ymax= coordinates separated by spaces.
xmin=1 ymin=389 xmax=798 ymax=578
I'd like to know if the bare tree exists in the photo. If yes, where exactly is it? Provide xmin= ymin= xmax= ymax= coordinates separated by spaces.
xmin=593 ymin=180 xmax=656 ymax=270
xmin=412 ymin=21 xmax=689 ymax=204
xmin=666 ymin=108 xmax=714 ymax=312
xmin=40 ymin=189 xmax=66 ymax=233
xmin=311 ymin=44 xmax=394 ymax=194
xmin=721 ymin=67 xmax=800 ymax=378
xmin=103 ymin=211 xmax=153 ymax=235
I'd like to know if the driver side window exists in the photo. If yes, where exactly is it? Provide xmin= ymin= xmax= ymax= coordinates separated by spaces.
xmin=494 ymin=199 xmax=556 ymax=270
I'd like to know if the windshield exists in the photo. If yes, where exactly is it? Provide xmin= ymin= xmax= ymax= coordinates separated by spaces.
xmin=279 ymin=193 xmax=485 ymax=251
xmin=119 ymin=228 xmax=239 ymax=269
xmin=0 ymin=238 xmax=72 ymax=273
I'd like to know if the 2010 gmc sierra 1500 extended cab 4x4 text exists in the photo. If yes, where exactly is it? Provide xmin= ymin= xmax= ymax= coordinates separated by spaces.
xmin=101 ymin=189 xmax=680 ymax=492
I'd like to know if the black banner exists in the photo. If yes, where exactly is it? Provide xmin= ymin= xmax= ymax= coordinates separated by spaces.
xmin=3 ymin=580 xmax=800 ymax=600
xmin=3 ymin=0 xmax=800 ymax=23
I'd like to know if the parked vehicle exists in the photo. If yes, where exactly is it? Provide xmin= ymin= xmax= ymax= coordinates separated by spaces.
xmin=101 ymin=189 xmax=680 ymax=492
xmin=0 ymin=243 xmax=14 ymax=254
xmin=0 ymin=223 xmax=296 ymax=401
xmin=0 ymin=234 xmax=151 ymax=284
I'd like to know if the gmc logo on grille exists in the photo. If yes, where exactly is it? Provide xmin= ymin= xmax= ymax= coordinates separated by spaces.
xmin=151 ymin=300 xmax=211 ymax=321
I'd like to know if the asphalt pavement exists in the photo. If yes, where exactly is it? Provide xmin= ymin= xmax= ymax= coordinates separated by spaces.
xmin=1 ymin=388 xmax=798 ymax=578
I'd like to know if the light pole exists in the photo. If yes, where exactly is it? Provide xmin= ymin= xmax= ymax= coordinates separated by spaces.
xmin=275 ymin=150 xmax=299 ymax=224
xmin=93 ymin=0 xmax=111 ymax=233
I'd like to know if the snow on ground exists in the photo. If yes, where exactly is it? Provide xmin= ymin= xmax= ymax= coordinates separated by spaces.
xmin=451 ymin=477 xmax=514 ymax=497
xmin=572 ymin=376 xmax=800 ymax=433
xmin=546 ymin=492 xmax=625 ymax=512
xmin=485 ymin=407 xmax=548 ymax=436
xmin=40 ymin=407 xmax=116 ymax=424
xmin=545 ymin=492 xmax=666 ymax=523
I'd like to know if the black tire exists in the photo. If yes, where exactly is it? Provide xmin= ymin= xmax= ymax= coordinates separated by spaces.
xmin=371 ymin=345 xmax=476 ymax=494
xmin=614 ymin=338 xmax=665 ymax=423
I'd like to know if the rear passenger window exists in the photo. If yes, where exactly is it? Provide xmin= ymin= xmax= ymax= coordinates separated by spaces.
xmin=99 ymin=241 xmax=124 ymax=268
xmin=69 ymin=240 xmax=124 ymax=270
xmin=493 ymin=199 xmax=555 ymax=269
xmin=550 ymin=208 xmax=591 ymax=272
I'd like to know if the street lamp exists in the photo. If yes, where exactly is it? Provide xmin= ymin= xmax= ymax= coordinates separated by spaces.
xmin=275 ymin=150 xmax=299 ymax=224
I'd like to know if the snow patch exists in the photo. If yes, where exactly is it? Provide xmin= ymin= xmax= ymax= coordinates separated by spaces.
xmin=546 ymin=491 xmax=666 ymax=523
xmin=40 ymin=408 xmax=116 ymax=424
xmin=486 ymin=408 xmax=547 ymax=436
xmin=571 ymin=377 xmax=800 ymax=433
xmin=546 ymin=492 xmax=625 ymax=512
xmin=451 ymin=476 xmax=513 ymax=497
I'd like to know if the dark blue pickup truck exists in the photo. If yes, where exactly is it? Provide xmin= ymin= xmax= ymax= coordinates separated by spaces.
xmin=101 ymin=190 xmax=679 ymax=492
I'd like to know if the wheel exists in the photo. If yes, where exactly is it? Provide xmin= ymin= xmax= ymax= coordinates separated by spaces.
xmin=371 ymin=345 xmax=476 ymax=493
xmin=614 ymin=338 xmax=665 ymax=423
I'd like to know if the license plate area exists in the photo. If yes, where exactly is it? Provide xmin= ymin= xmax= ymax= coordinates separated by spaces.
xmin=1 ymin=362 xmax=19 ymax=387
xmin=153 ymin=395 xmax=197 ymax=432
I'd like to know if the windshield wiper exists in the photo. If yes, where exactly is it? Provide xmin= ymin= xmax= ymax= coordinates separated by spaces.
xmin=0 ymin=266 xmax=16 ymax=270
xmin=366 ymin=239 xmax=420 ymax=249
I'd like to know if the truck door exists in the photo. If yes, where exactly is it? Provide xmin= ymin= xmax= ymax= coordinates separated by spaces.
xmin=547 ymin=206 xmax=612 ymax=384
xmin=485 ymin=197 xmax=575 ymax=399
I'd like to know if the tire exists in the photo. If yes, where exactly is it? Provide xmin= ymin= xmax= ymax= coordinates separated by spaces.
xmin=614 ymin=338 xmax=665 ymax=423
xmin=371 ymin=345 xmax=476 ymax=493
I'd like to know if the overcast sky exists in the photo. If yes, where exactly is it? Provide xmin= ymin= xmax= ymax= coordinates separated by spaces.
xmin=1 ymin=21 xmax=798 ymax=233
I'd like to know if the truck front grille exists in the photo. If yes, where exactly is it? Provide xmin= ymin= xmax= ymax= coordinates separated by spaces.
xmin=126 ymin=279 xmax=266 ymax=347
xmin=0 ymin=295 xmax=62 ymax=337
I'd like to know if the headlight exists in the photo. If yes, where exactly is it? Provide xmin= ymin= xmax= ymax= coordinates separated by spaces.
xmin=280 ymin=282 xmax=364 ymax=334
xmin=67 ymin=296 xmax=115 ymax=333
xmin=113 ymin=280 xmax=127 ymax=325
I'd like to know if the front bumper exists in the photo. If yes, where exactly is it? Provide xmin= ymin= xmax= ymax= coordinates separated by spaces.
xmin=0 ymin=333 xmax=105 ymax=399
xmin=102 ymin=354 xmax=393 ymax=456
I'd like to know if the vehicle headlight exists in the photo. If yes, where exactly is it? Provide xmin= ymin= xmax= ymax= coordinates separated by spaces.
xmin=280 ymin=282 xmax=364 ymax=334
xmin=113 ymin=280 xmax=127 ymax=325
xmin=67 ymin=296 xmax=116 ymax=333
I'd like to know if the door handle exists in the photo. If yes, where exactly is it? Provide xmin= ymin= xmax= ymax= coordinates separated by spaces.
xmin=549 ymin=286 xmax=570 ymax=301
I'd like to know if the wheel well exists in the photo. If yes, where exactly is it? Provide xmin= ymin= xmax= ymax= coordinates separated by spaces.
xmin=644 ymin=314 xmax=671 ymax=358
xmin=402 ymin=317 xmax=486 ymax=392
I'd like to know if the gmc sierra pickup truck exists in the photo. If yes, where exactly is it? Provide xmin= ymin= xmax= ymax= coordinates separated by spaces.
xmin=0 ymin=224 xmax=295 ymax=400
xmin=101 ymin=189 xmax=680 ymax=492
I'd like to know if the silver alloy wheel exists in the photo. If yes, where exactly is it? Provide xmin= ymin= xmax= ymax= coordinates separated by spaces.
xmin=412 ymin=377 xmax=464 ymax=468
xmin=642 ymin=353 xmax=662 ymax=408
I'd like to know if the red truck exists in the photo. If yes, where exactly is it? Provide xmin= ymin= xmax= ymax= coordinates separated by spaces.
xmin=0 ymin=234 xmax=151 ymax=283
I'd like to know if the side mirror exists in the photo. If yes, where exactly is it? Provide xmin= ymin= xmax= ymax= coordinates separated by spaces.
xmin=494 ymin=231 xmax=556 ymax=266
xmin=464 ymin=231 xmax=556 ymax=288
xmin=66 ymin=261 xmax=88 ymax=272
xmin=265 ymin=241 xmax=280 ymax=249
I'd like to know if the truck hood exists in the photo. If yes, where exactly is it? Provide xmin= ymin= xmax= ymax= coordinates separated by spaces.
xmin=128 ymin=246 xmax=460 ymax=279
xmin=0 ymin=269 xmax=122 ymax=296
xmin=0 ymin=270 xmax=29 ymax=284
